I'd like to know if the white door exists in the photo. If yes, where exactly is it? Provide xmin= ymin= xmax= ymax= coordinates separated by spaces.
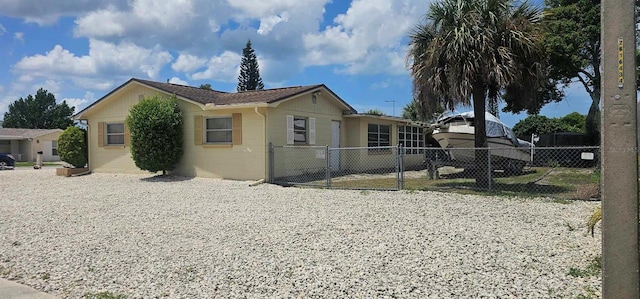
xmin=42 ymin=140 xmax=53 ymax=161
xmin=331 ymin=121 xmax=340 ymax=171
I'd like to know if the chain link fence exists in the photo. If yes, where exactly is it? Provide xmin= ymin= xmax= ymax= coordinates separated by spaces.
xmin=269 ymin=143 xmax=600 ymax=200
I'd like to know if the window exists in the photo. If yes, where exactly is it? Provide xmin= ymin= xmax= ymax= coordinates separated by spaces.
xmin=368 ymin=123 xmax=391 ymax=148
xmin=206 ymin=116 xmax=232 ymax=143
xmin=194 ymin=114 xmax=242 ymax=146
xmin=293 ymin=117 xmax=307 ymax=144
xmin=286 ymin=115 xmax=314 ymax=145
xmin=52 ymin=140 xmax=58 ymax=156
xmin=106 ymin=123 xmax=125 ymax=145
xmin=399 ymin=125 xmax=424 ymax=154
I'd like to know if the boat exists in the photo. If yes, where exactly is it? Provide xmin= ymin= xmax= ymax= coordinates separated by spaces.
xmin=430 ymin=111 xmax=533 ymax=173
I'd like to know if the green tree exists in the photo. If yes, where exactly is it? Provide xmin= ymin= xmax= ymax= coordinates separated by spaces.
xmin=199 ymin=84 xmax=212 ymax=90
xmin=512 ymin=112 xmax=585 ymax=138
xmin=407 ymin=0 xmax=545 ymax=187
xmin=237 ymin=40 xmax=264 ymax=91
xmin=559 ymin=112 xmax=586 ymax=132
xmin=58 ymin=126 xmax=88 ymax=168
xmin=402 ymin=99 xmax=444 ymax=122
xmin=512 ymin=115 xmax=570 ymax=137
xmin=2 ymin=88 xmax=74 ymax=129
xmin=364 ymin=109 xmax=385 ymax=116
xmin=541 ymin=0 xmax=601 ymax=144
xmin=125 ymin=95 xmax=183 ymax=174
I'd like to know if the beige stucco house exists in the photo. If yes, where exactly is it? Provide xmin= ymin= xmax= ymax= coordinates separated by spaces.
xmin=74 ymin=78 xmax=427 ymax=180
xmin=0 ymin=128 xmax=63 ymax=162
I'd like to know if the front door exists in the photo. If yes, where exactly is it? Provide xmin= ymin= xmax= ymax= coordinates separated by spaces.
xmin=331 ymin=121 xmax=340 ymax=171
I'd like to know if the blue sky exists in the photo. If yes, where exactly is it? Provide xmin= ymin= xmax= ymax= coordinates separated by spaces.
xmin=0 ymin=0 xmax=591 ymax=127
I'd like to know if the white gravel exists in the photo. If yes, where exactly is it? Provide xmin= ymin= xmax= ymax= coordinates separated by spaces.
xmin=0 ymin=168 xmax=601 ymax=298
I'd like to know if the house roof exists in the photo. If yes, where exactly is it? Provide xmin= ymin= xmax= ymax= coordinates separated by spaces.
xmin=0 ymin=128 xmax=63 ymax=140
xmin=74 ymin=78 xmax=357 ymax=118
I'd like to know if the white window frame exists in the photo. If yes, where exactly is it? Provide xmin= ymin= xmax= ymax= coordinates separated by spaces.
xmin=399 ymin=125 xmax=425 ymax=154
xmin=106 ymin=123 xmax=125 ymax=145
xmin=52 ymin=140 xmax=58 ymax=156
xmin=205 ymin=116 xmax=233 ymax=144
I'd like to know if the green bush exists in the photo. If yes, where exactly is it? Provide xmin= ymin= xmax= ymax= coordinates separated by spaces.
xmin=58 ymin=126 xmax=88 ymax=168
xmin=126 ymin=95 xmax=183 ymax=174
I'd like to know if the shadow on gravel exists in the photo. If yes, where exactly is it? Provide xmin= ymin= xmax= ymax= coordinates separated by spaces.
xmin=140 ymin=174 xmax=194 ymax=182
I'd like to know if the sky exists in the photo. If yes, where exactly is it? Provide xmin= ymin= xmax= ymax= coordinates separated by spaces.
xmin=0 ymin=0 xmax=592 ymax=127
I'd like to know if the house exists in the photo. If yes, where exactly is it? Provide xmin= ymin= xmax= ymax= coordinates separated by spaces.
xmin=0 ymin=128 xmax=63 ymax=162
xmin=74 ymin=78 xmax=427 ymax=180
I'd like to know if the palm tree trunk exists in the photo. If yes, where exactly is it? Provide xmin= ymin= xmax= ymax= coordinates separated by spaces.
xmin=473 ymin=85 xmax=491 ymax=189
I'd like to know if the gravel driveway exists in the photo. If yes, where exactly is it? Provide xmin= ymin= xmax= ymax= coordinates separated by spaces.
xmin=0 ymin=169 xmax=601 ymax=298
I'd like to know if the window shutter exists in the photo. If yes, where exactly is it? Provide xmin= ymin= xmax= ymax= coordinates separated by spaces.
xmin=194 ymin=115 xmax=203 ymax=145
xmin=309 ymin=117 xmax=316 ymax=145
xmin=98 ymin=122 xmax=105 ymax=147
xmin=232 ymin=113 xmax=242 ymax=145
xmin=124 ymin=123 xmax=130 ymax=146
xmin=286 ymin=115 xmax=294 ymax=144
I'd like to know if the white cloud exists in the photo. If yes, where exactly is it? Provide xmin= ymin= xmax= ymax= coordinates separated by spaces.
xmin=14 ymin=45 xmax=96 ymax=76
xmin=168 ymin=77 xmax=189 ymax=85
xmin=132 ymin=0 xmax=195 ymax=29
xmin=191 ymin=51 xmax=241 ymax=82
xmin=172 ymin=54 xmax=207 ymax=73
xmin=62 ymin=98 xmax=89 ymax=113
xmin=73 ymin=78 xmax=116 ymax=91
xmin=2 ymin=0 xmax=436 ymax=111
xmin=0 ymin=23 xmax=6 ymax=35
xmin=62 ymin=91 xmax=95 ymax=114
xmin=302 ymin=0 xmax=429 ymax=75
xmin=370 ymin=79 xmax=391 ymax=90
xmin=257 ymin=12 xmax=290 ymax=35
xmin=73 ymin=6 xmax=127 ymax=37
xmin=89 ymin=39 xmax=172 ymax=79
xmin=0 ymin=0 xmax=127 ymax=25
xmin=13 ymin=39 xmax=173 ymax=81
xmin=13 ymin=32 xmax=24 ymax=42
xmin=74 ymin=0 xmax=196 ymax=38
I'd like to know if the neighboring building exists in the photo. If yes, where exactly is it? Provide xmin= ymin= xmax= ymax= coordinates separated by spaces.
xmin=74 ymin=78 xmax=426 ymax=180
xmin=0 ymin=128 xmax=63 ymax=162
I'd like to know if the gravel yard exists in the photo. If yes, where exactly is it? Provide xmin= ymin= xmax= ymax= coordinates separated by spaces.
xmin=0 ymin=168 xmax=601 ymax=298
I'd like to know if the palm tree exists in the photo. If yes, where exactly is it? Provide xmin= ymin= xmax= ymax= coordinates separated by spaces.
xmin=407 ymin=0 xmax=545 ymax=187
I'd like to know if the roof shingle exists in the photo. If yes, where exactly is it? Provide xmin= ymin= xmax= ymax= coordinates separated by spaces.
xmin=134 ymin=78 xmax=325 ymax=106
xmin=75 ymin=78 xmax=356 ymax=118
xmin=0 ymin=128 xmax=62 ymax=139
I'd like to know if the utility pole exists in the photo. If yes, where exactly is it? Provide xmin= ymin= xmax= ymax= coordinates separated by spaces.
xmin=601 ymin=1 xmax=639 ymax=298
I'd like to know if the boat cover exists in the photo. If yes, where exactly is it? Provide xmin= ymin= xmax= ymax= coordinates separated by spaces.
xmin=437 ymin=111 xmax=530 ymax=147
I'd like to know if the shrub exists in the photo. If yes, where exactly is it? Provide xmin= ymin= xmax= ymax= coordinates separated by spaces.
xmin=58 ymin=126 xmax=88 ymax=168
xmin=587 ymin=207 xmax=601 ymax=237
xmin=126 ymin=95 xmax=183 ymax=174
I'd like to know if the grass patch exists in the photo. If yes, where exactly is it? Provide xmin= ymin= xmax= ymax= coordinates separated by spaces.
xmin=83 ymin=291 xmax=127 ymax=299
xmin=331 ymin=178 xmax=397 ymax=190
xmin=568 ymin=256 xmax=602 ymax=278
xmin=329 ymin=167 xmax=600 ymax=200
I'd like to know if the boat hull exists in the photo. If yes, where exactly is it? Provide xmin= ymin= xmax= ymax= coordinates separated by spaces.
xmin=432 ymin=132 xmax=531 ymax=163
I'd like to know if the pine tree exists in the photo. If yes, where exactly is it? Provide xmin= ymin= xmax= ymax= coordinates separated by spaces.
xmin=237 ymin=40 xmax=264 ymax=91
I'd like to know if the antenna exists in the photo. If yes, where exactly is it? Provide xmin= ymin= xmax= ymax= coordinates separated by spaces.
xmin=384 ymin=100 xmax=395 ymax=116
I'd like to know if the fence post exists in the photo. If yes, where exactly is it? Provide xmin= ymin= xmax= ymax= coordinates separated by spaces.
xmin=268 ymin=142 xmax=274 ymax=183
xmin=400 ymin=144 xmax=405 ymax=190
xmin=487 ymin=147 xmax=492 ymax=193
xmin=325 ymin=145 xmax=331 ymax=188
